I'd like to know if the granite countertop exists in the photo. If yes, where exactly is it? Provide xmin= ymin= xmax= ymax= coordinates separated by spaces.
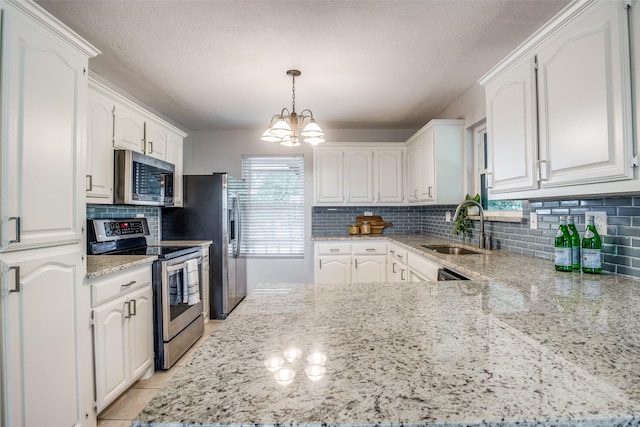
xmin=86 ymin=255 xmax=156 ymax=279
xmin=133 ymin=234 xmax=640 ymax=427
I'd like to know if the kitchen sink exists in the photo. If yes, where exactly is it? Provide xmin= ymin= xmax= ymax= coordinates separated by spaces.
xmin=421 ymin=245 xmax=482 ymax=255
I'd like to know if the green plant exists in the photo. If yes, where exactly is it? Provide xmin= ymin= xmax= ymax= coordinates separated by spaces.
xmin=452 ymin=193 xmax=480 ymax=237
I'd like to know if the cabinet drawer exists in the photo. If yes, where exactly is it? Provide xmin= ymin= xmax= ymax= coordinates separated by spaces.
xmin=91 ymin=265 xmax=152 ymax=307
xmin=388 ymin=245 xmax=408 ymax=265
xmin=407 ymin=253 xmax=441 ymax=282
xmin=316 ymin=243 xmax=351 ymax=255
xmin=352 ymin=242 xmax=387 ymax=255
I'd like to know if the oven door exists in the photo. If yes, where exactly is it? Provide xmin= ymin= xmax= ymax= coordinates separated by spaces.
xmin=160 ymin=252 xmax=204 ymax=341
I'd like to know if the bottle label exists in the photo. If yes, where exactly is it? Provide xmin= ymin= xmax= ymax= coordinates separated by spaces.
xmin=554 ymin=247 xmax=572 ymax=267
xmin=572 ymin=246 xmax=580 ymax=266
xmin=583 ymin=249 xmax=601 ymax=268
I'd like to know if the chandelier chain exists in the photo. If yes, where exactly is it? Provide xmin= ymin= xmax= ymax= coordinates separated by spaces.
xmin=291 ymin=74 xmax=296 ymax=113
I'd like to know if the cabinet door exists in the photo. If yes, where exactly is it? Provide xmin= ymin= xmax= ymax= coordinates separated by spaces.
xmin=407 ymin=142 xmax=420 ymax=202
xmin=485 ymin=56 xmax=538 ymax=194
xmin=144 ymin=121 xmax=168 ymax=160
xmin=353 ymin=255 xmax=386 ymax=283
xmin=167 ymin=131 xmax=185 ymax=207
xmin=344 ymin=150 xmax=374 ymax=203
xmin=93 ymin=295 xmax=129 ymax=413
xmin=314 ymin=150 xmax=344 ymax=203
xmin=0 ymin=246 xmax=84 ymax=427
xmin=419 ymin=130 xmax=435 ymax=201
xmin=316 ymin=255 xmax=351 ymax=283
xmin=87 ymin=85 xmax=115 ymax=203
xmin=537 ymin=1 xmax=633 ymax=188
xmin=1 ymin=10 xmax=87 ymax=250
xmin=127 ymin=286 xmax=154 ymax=381
xmin=374 ymin=149 xmax=404 ymax=203
xmin=114 ymin=102 xmax=146 ymax=153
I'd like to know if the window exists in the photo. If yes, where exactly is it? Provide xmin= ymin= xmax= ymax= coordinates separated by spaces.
xmin=241 ymin=155 xmax=304 ymax=257
xmin=474 ymin=124 xmax=522 ymax=212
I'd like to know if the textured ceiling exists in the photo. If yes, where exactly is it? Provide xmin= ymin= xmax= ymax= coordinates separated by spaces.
xmin=36 ymin=0 xmax=570 ymax=132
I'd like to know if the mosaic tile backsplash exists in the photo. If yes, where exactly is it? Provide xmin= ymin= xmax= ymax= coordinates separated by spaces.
xmin=86 ymin=205 xmax=161 ymax=243
xmin=312 ymin=196 xmax=640 ymax=279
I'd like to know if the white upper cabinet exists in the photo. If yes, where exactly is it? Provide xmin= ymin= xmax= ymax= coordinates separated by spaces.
xmin=536 ymin=0 xmax=633 ymax=188
xmin=0 ymin=0 xmax=99 ymax=251
xmin=485 ymin=56 xmax=538 ymax=194
xmin=114 ymin=101 xmax=147 ymax=155
xmin=480 ymin=0 xmax=634 ymax=199
xmin=406 ymin=119 xmax=465 ymax=205
xmin=314 ymin=149 xmax=345 ymax=203
xmin=144 ymin=120 xmax=168 ymax=161
xmin=314 ymin=144 xmax=405 ymax=205
xmin=87 ymin=80 xmax=115 ymax=203
xmin=344 ymin=149 xmax=374 ymax=203
xmin=374 ymin=149 xmax=404 ymax=203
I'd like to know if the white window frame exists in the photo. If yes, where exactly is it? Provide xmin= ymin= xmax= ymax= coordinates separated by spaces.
xmin=241 ymin=155 xmax=305 ymax=258
xmin=473 ymin=123 xmax=523 ymax=217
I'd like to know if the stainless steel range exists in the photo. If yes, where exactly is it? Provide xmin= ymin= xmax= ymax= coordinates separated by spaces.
xmin=88 ymin=218 xmax=204 ymax=370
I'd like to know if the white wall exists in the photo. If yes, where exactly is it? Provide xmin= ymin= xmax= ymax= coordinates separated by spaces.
xmin=185 ymin=127 xmax=414 ymax=292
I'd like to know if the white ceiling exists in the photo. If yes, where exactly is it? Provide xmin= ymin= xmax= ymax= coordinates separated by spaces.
xmin=36 ymin=0 xmax=570 ymax=132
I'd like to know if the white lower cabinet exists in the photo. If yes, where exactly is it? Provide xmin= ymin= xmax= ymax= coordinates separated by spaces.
xmin=0 ymin=244 xmax=90 ymax=427
xmin=91 ymin=265 xmax=154 ymax=413
xmin=387 ymin=243 xmax=408 ymax=282
xmin=314 ymin=241 xmax=387 ymax=283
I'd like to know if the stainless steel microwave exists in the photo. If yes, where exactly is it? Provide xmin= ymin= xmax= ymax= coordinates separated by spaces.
xmin=114 ymin=150 xmax=175 ymax=206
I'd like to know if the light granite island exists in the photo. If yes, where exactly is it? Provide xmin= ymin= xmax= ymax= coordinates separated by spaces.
xmin=133 ymin=238 xmax=640 ymax=427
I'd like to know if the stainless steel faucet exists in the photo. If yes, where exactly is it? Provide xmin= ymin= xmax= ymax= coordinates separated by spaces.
xmin=453 ymin=200 xmax=489 ymax=249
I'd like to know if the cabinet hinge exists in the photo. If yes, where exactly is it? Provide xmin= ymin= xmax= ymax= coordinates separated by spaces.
xmin=631 ymin=155 xmax=639 ymax=168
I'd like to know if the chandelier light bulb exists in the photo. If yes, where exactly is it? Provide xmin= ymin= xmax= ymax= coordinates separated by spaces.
xmin=260 ymin=128 xmax=281 ymax=143
xmin=280 ymin=135 xmax=300 ymax=147
xmin=270 ymin=117 xmax=293 ymax=138
xmin=303 ymin=136 xmax=326 ymax=145
xmin=301 ymin=119 xmax=323 ymax=137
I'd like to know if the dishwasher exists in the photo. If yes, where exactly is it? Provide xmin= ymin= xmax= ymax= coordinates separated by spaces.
xmin=437 ymin=268 xmax=469 ymax=281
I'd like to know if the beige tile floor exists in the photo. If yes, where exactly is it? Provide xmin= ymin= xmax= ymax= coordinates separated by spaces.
xmin=97 ymin=320 xmax=223 ymax=427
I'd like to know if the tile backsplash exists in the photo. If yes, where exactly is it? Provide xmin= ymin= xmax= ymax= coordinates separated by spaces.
xmin=87 ymin=205 xmax=161 ymax=243
xmin=312 ymin=196 xmax=640 ymax=279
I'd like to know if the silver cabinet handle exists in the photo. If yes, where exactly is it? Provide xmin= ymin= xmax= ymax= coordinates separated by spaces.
xmin=120 ymin=280 xmax=136 ymax=290
xmin=130 ymin=299 xmax=137 ymax=316
xmin=392 ymin=262 xmax=397 ymax=274
xmin=86 ymin=175 xmax=93 ymax=191
xmin=355 ymin=259 xmax=358 ymax=269
xmin=9 ymin=266 xmax=20 ymax=293
xmin=9 ymin=217 xmax=20 ymax=243
xmin=124 ymin=301 xmax=131 ymax=319
xmin=428 ymin=186 xmax=433 ymax=198
xmin=330 ymin=248 xmax=340 ymax=253
xmin=319 ymin=259 xmax=322 ymax=269
xmin=366 ymin=248 xmax=376 ymax=252
xmin=141 ymin=138 xmax=146 ymax=153
xmin=148 ymin=141 xmax=153 ymax=154
xmin=401 ymin=269 xmax=406 ymax=281
xmin=487 ymin=172 xmax=494 ymax=189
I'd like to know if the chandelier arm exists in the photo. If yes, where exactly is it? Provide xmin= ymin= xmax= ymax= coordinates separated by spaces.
xmin=298 ymin=109 xmax=315 ymax=121
xmin=280 ymin=108 xmax=291 ymax=118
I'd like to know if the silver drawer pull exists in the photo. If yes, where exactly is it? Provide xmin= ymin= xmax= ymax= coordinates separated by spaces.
xmin=329 ymin=248 xmax=340 ymax=252
xmin=9 ymin=217 xmax=20 ymax=243
xmin=9 ymin=266 xmax=20 ymax=293
xmin=366 ymin=248 xmax=376 ymax=252
xmin=120 ymin=280 xmax=136 ymax=289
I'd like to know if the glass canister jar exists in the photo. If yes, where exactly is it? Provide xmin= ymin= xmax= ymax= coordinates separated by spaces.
xmin=348 ymin=224 xmax=359 ymax=235
xmin=360 ymin=221 xmax=371 ymax=235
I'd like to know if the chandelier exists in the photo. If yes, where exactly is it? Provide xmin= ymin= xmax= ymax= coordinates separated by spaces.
xmin=261 ymin=69 xmax=325 ymax=147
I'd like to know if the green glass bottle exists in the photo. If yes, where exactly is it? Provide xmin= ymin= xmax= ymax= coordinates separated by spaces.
xmin=582 ymin=217 xmax=602 ymax=274
xmin=566 ymin=216 xmax=581 ymax=270
xmin=554 ymin=216 xmax=572 ymax=272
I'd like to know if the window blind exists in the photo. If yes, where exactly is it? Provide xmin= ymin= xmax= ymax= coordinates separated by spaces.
xmin=241 ymin=155 xmax=304 ymax=257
